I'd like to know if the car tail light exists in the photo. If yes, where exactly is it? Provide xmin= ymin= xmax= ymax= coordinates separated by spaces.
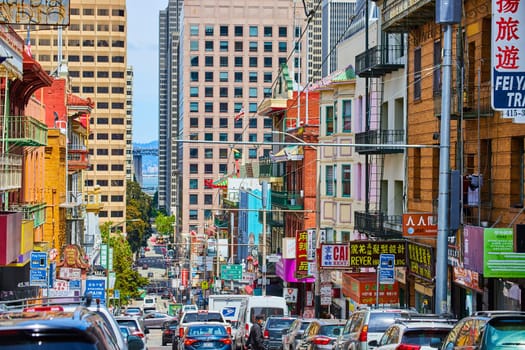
xmin=179 ymin=327 xmax=185 ymax=338
xmin=245 ymin=323 xmax=249 ymax=338
xmin=23 ymin=306 xmax=64 ymax=312
xmin=184 ymin=338 xmax=198 ymax=346
xmin=220 ymin=338 xmax=233 ymax=345
xmin=264 ymin=329 xmax=269 ymax=339
xmin=132 ymin=331 xmax=145 ymax=338
xmin=226 ymin=326 xmax=232 ymax=335
xmin=312 ymin=336 xmax=332 ymax=345
xmin=396 ymin=344 xmax=421 ymax=350
xmin=358 ymin=325 xmax=368 ymax=342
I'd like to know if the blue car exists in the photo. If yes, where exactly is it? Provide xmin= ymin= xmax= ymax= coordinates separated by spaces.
xmin=176 ymin=322 xmax=232 ymax=350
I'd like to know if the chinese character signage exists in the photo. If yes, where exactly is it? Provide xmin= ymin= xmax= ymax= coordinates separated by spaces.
xmin=492 ymin=0 xmax=525 ymax=120
xmin=295 ymin=230 xmax=309 ymax=277
xmin=407 ymin=241 xmax=434 ymax=281
xmin=483 ymin=227 xmax=525 ymax=277
xmin=320 ymin=244 xmax=350 ymax=268
xmin=342 ymin=272 xmax=399 ymax=305
xmin=403 ymin=213 xmax=437 ymax=237
xmin=348 ymin=240 xmax=406 ymax=268
xmin=0 ymin=0 xmax=70 ymax=26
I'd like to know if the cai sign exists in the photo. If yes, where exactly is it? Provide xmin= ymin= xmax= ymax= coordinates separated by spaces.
xmin=320 ymin=244 xmax=350 ymax=268
xmin=483 ymin=227 xmax=525 ymax=278
xmin=491 ymin=0 xmax=525 ymax=119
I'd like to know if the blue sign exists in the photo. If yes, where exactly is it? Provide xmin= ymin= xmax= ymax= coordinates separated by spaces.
xmin=114 ymin=290 xmax=120 ymax=299
xmin=30 ymin=269 xmax=47 ymax=286
xmin=30 ymin=251 xmax=47 ymax=269
xmin=379 ymin=254 xmax=395 ymax=285
xmin=221 ymin=307 xmax=236 ymax=318
xmin=69 ymin=280 xmax=81 ymax=290
xmin=85 ymin=279 xmax=106 ymax=303
xmin=48 ymin=262 xmax=56 ymax=287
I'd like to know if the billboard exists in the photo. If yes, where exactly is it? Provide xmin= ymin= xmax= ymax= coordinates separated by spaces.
xmin=0 ymin=1 xmax=70 ymax=26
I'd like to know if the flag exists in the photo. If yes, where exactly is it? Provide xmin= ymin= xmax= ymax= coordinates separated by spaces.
xmin=25 ymin=26 xmax=32 ymax=58
xmin=234 ymin=106 xmax=245 ymax=121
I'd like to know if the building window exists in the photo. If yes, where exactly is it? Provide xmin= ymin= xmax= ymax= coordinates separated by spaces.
xmin=190 ymin=164 xmax=198 ymax=174
xmin=205 ymin=41 xmax=214 ymax=51
xmin=83 ymin=55 xmax=94 ymax=62
xmin=249 ymin=102 xmax=257 ymax=113
xmin=234 ymin=87 xmax=243 ymax=97
xmin=263 ymin=72 xmax=272 ymax=83
xmin=190 ymin=40 xmax=199 ymax=51
xmin=414 ymin=47 xmax=422 ymax=100
xmin=342 ymin=100 xmax=352 ymax=132
xmin=248 ymin=133 xmax=257 ymax=142
xmin=325 ymin=165 xmax=334 ymax=196
xmin=220 ymin=56 xmax=228 ymax=67
xmin=190 ymin=25 xmax=199 ymax=36
xmin=219 ymin=103 xmax=228 ymax=113
xmin=204 ymin=194 xmax=213 ymax=204
xmin=234 ymin=56 xmax=243 ymax=67
xmin=342 ymin=165 xmax=351 ymax=197
xmin=220 ymin=72 xmax=228 ymax=82
xmin=204 ymin=118 xmax=213 ymax=128
xmin=278 ymin=42 xmax=287 ymax=52
xmin=412 ymin=148 xmax=421 ymax=199
xmin=234 ymin=119 xmax=243 ymax=129
xmin=264 ymin=57 xmax=272 ymax=67
xmin=219 ymin=133 xmax=228 ymax=141
xmin=189 ymin=148 xmax=198 ymax=159
xmin=190 ymin=87 xmax=199 ymax=97
xmin=205 ymin=87 xmax=213 ymax=97
xmin=433 ymin=40 xmax=441 ymax=96
xmin=219 ymin=164 xmax=227 ymax=174
xmin=190 ymin=102 xmax=199 ymax=112
xmin=190 ymin=118 xmax=199 ymax=128
xmin=190 ymin=56 xmax=199 ymax=66
xmin=249 ymin=149 xmax=257 ymax=159
xmin=234 ymin=133 xmax=243 ymax=141
xmin=204 ymin=164 xmax=214 ymax=175
xmin=205 ymin=148 xmax=213 ymax=159
xmin=234 ymin=26 xmax=243 ymax=36
xmin=205 ymin=72 xmax=214 ymax=82
xmin=249 ymin=118 xmax=257 ymax=128
xmin=220 ymin=25 xmax=228 ymax=36
xmin=234 ymin=72 xmax=243 ymax=82
xmin=249 ymin=41 xmax=258 ymax=52
xmin=264 ymin=42 xmax=273 ymax=52
xmin=249 ymin=26 xmax=258 ymax=36
xmin=190 ymin=71 xmax=199 ymax=82
xmin=220 ymin=118 xmax=228 ymax=128
xmin=205 ymin=102 xmax=213 ymax=113
xmin=264 ymin=87 xmax=272 ymax=97
xmin=205 ymin=25 xmax=214 ymax=36
xmin=264 ymin=119 xmax=273 ymax=128
xmin=189 ymin=179 xmax=198 ymax=189
xmin=219 ymin=149 xmax=228 ymax=159
xmin=264 ymin=26 xmax=272 ymax=37
xmin=189 ymin=194 xmax=198 ymax=205
xmin=234 ymin=41 xmax=243 ymax=52
xmin=189 ymin=210 xmax=198 ymax=220
xmin=220 ymin=41 xmax=228 ymax=52
xmin=249 ymin=57 xmax=258 ymax=67
xmin=325 ymin=106 xmax=334 ymax=136
xmin=249 ymin=72 xmax=257 ymax=82
xmin=219 ymin=87 xmax=228 ymax=97
xmin=205 ymin=56 xmax=213 ymax=66
xmin=278 ymin=26 xmax=287 ymax=37
xmin=249 ymin=87 xmax=257 ymax=98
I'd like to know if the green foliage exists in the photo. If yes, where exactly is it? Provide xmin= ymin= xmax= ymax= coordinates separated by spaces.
xmin=155 ymin=213 xmax=175 ymax=237
xmin=126 ymin=180 xmax=153 ymax=252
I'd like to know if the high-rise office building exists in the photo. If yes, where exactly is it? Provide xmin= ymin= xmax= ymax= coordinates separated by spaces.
xmin=159 ymin=0 xmax=307 ymax=235
xmin=30 ymin=1 xmax=129 ymax=226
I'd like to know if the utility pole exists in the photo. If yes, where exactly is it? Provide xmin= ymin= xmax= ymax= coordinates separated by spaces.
xmin=261 ymin=180 xmax=268 ymax=296
xmin=435 ymin=0 xmax=461 ymax=314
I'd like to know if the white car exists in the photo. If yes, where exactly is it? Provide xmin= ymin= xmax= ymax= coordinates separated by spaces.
xmin=142 ymin=296 xmax=157 ymax=312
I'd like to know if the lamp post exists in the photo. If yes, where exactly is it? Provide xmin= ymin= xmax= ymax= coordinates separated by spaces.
xmin=271 ymin=130 xmax=321 ymax=316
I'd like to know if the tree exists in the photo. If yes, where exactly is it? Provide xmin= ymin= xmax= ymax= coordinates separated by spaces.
xmin=155 ymin=213 xmax=175 ymax=238
xmin=126 ymin=180 xmax=153 ymax=252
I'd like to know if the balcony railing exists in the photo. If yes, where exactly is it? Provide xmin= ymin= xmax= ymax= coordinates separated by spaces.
xmin=355 ymin=45 xmax=405 ymax=77
xmin=68 ymin=144 xmax=89 ymax=171
xmin=0 ymin=153 xmax=22 ymax=191
xmin=434 ymin=82 xmax=493 ymax=120
xmin=271 ymin=191 xmax=304 ymax=210
xmin=355 ymin=129 xmax=405 ymax=154
xmin=379 ymin=0 xmax=435 ymax=33
xmin=2 ymin=115 xmax=48 ymax=146
xmin=9 ymin=202 xmax=46 ymax=228
xmin=354 ymin=211 xmax=403 ymax=238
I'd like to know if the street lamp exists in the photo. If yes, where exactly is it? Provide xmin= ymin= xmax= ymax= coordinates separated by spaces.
xmin=271 ymin=130 xmax=321 ymax=316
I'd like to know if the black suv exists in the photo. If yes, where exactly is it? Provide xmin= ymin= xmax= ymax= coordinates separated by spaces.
xmin=262 ymin=316 xmax=297 ymax=350
xmin=0 ymin=305 xmax=121 ymax=349
xmin=441 ymin=310 xmax=525 ymax=350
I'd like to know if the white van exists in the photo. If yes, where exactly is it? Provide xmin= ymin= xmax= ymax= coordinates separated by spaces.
xmin=241 ymin=296 xmax=289 ymax=348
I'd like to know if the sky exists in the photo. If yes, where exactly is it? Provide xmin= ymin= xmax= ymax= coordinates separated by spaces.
xmin=127 ymin=1 xmax=166 ymax=144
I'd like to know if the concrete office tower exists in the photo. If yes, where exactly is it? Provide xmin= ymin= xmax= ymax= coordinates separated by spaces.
xmin=158 ymin=0 xmax=184 ymax=217
xmin=31 ymin=1 xmax=129 ymax=226
xmin=321 ymin=0 xmax=357 ymax=76
xmin=162 ymin=0 xmax=306 ymax=236
xmin=126 ymin=66 xmax=134 ymax=181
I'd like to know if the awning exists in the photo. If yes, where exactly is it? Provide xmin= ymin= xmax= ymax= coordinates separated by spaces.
xmin=270 ymin=145 xmax=303 ymax=163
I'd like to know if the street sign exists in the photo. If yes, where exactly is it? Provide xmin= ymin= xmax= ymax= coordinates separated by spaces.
xmin=114 ymin=290 xmax=120 ymax=299
xmin=30 ymin=269 xmax=47 ymax=286
xmin=85 ymin=279 xmax=106 ymax=303
xmin=220 ymin=264 xmax=243 ymax=280
xmin=30 ymin=251 xmax=47 ymax=269
xmin=379 ymin=254 xmax=395 ymax=285
xmin=201 ymin=281 xmax=209 ymax=290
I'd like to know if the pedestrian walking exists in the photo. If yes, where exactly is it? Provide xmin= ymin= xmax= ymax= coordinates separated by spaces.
xmin=247 ymin=314 xmax=265 ymax=350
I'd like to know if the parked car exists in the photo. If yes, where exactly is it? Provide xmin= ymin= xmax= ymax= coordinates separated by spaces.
xmin=142 ymin=295 xmax=157 ymax=312
xmin=0 ymin=305 xmax=120 ymax=349
xmin=334 ymin=308 xmax=418 ymax=350
xmin=283 ymin=318 xmax=316 ymax=350
xmin=441 ymin=310 xmax=525 ymax=350
xmin=297 ymin=319 xmax=345 ymax=350
xmin=162 ymin=319 xmax=181 ymax=346
xmin=120 ymin=325 xmax=146 ymax=350
xmin=143 ymin=311 xmax=177 ymax=329
xmin=262 ymin=316 xmax=297 ymax=350
xmin=116 ymin=316 xmax=150 ymax=347
xmin=175 ymin=322 xmax=232 ymax=350
xmin=368 ymin=314 xmax=456 ymax=350
xmin=124 ymin=307 xmax=144 ymax=317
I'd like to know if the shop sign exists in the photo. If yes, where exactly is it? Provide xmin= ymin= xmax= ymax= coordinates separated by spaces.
xmin=403 ymin=213 xmax=437 ymax=237
xmin=0 ymin=1 xmax=71 ymax=26
xmin=307 ymin=229 xmax=316 ymax=261
xmin=348 ymin=240 xmax=406 ymax=268
xmin=283 ymin=288 xmax=298 ymax=303
xmin=407 ymin=241 xmax=434 ymax=281
xmin=342 ymin=272 xmax=399 ymax=305
xmin=320 ymin=244 xmax=350 ymax=268
xmin=295 ymin=231 xmax=309 ymax=277
xmin=483 ymin=228 xmax=525 ymax=277
xmin=453 ymin=266 xmax=482 ymax=293
xmin=320 ymin=283 xmax=332 ymax=306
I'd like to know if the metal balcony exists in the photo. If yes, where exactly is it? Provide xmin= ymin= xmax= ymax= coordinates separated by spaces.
xmin=376 ymin=0 xmax=435 ymax=33
xmin=0 ymin=153 xmax=22 ymax=191
xmin=68 ymin=144 xmax=89 ymax=172
xmin=271 ymin=191 xmax=303 ymax=210
xmin=9 ymin=202 xmax=46 ymax=228
xmin=434 ymin=83 xmax=494 ymax=120
xmin=355 ymin=45 xmax=405 ymax=77
xmin=2 ymin=115 xmax=48 ymax=146
xmin=354 ymin=211 xmax=403 ymax=239
xmin=355 ymin=129 xmax=405 ymax=154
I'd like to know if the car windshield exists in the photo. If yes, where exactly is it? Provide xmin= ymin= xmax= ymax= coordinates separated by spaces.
xmin=369 ymin=313 xmax=406 ymax=333
xmin=117 ymin=320 xmax=139 ymax=331
xmin=300 ymin=322 xmax=312 ymax=331
xmin=188 ymin=325 xmax=227 ymax=336
xmin=184 ymin=313 xmax=223 ymax=323
xmin=127 ymin=308 xmax=141 ymax=313
xmin=319 ymin=325 xmax=343 ymax=337
xmin=402 ymin=329 xmax=451 ymax=346
xmin=267 ymin=318 xmax=295 ymax=329
xmin=250 ymin=307 xmax=284 ymax=322
xmin=485 ymin=318 xmax=525 ymax=348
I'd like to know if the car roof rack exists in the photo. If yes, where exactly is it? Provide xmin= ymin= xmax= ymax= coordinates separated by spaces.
xmin=0 ymin=293 xmax=94 ymax=311
xmin=395 ymin=313 xmax=458 ymax=324
xmin=473 ymin=310 xmax=525 ymax=317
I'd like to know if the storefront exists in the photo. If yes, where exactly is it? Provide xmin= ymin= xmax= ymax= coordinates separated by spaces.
xmin=275 ymin=258 xmax=314 ymax=316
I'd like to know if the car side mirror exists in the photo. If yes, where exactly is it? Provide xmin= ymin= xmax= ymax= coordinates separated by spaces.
xmin=368 ymin=340 xmax=378 ymax=347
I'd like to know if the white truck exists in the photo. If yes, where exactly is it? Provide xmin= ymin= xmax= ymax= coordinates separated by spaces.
xmin=208 ymin=294 xmax=249 ymax=350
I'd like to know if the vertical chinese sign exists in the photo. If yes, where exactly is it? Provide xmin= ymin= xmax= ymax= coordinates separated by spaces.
xmin=295 ymin=230 xmax=309 ymax=278
xmin=492 ymin=0 xmax=525 ymax=121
